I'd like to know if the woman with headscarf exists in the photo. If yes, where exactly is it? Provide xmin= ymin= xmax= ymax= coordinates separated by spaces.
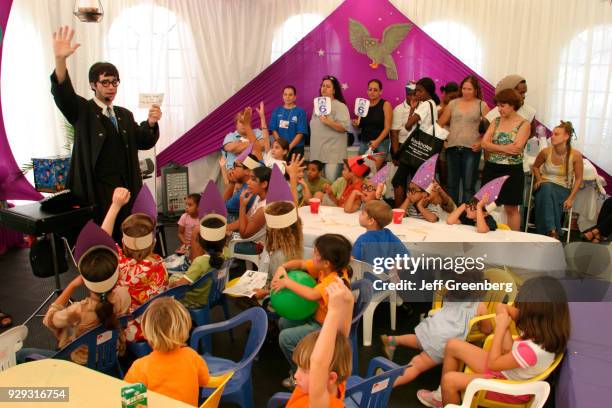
xmin=391 ymin=77 xmax=442 ymax=207
xmin=485 ymin=74 xmax=536 ymax=137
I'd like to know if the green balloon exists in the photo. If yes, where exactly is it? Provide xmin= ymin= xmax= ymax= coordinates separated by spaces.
xmin=271 ymin=270 xmax=318 ymax=320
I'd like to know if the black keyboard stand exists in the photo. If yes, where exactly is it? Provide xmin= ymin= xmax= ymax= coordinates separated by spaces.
xmin=0 ymin=203 xmax=94 ymax=325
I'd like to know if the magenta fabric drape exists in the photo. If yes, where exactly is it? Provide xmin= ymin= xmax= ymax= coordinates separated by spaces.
xmin=156 ymin=0 xmax=498 ymax=170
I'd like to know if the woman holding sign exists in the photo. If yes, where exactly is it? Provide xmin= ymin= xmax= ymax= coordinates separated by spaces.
xmin=352 ymin=79 xmax=393 ymax=170
xmin=309 ymin=76 xmax=351 ymax=181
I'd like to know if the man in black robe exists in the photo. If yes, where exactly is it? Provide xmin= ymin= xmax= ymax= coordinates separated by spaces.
xmin=50 ymin=26 xmax=161 ymax=242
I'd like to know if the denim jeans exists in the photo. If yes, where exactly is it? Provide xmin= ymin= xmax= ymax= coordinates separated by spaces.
xmin=534 ymin=182 xmax=569 ymax=236
xmin=446 ymin=146 xmax=481 ymax=204
xmin=358 ymin=139 xmax=390 ymax=156
xmin=278 ymin=317 xmax=321 ymax=370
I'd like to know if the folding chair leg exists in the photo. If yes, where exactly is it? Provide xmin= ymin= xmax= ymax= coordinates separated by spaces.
xmin=390 ymin=292 xmax=397 ymax=331
xmin=362 ymin=302 xmax=380 ymax=346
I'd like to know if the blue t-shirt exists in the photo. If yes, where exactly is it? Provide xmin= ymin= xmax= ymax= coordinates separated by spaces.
xmin=226 ymin=184 xmax=255 ymax=214
xmin=269 ymin=106 xmax=308 ymax=147
xmin=222 ymin=129 xmax=264 ymax=169
xmin=352 ymin=228 xmax=410 ymax=267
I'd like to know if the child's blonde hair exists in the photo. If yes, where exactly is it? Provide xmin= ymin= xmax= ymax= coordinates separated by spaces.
xmin=292 ymin=330 xmax=352 ymax=384
xmin=364 ymin=201 xmax=392 ymax=228
xmin=265 ymin=202 xmax=303 ymax=260
xmin=121 ymin=213 xmax=156 ymax=261
xmin=141 ymin=297 xmax=191 ymax=352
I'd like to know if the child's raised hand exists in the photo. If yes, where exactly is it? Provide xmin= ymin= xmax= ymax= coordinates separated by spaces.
xmin=219 ymin=155 xmax=227 ymax=169
xmin=69 ymin=275 xmax=84 ymax=288
xmin=112 ymin=187 xmax=131 ymax=207
xmin=326 ymin=278 xmax=354 ymax=316
xmin=256 ymin=101 xmax=265 ymax=118
xmin=477 ymin=193 xmax=489 ymax=209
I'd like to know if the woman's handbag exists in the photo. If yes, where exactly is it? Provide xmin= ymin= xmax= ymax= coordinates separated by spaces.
xmin=397 ymin=101 xmax=443 ymax=169
xmin=478 ymin=100 xmax=487 ymax=134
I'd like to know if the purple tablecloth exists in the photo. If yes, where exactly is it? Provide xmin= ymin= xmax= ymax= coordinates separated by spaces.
xmin=556 ymin=302 xmax=612 ymax=408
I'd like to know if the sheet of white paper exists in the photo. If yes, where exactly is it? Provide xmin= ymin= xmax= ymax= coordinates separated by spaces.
xmin=138 ymin=93 xmax=164 ymax=108
xmin=223 ymin=270 xmax=268 ymax=298
xmin=354 ymin=98 xmax=370 ymax=117
xmin=313 ymin=97 xmax=332 ymax=116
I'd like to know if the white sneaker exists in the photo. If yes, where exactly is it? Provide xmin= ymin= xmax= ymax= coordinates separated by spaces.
xmin=416 ymin=389 xmax=442 ymax=408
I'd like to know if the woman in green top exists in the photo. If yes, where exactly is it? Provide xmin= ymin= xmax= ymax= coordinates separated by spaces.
xmin=481 ymin=89 xmax=530 ymax=231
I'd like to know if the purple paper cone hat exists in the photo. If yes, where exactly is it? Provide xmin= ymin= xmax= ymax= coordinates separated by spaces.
xmin=411 ymin=154 xmax=438 ymax=192
xmin=264 ymin=164 xmax=298 ymax=229
xmin=73 ymin=221 xmax=119 ymax=294
xmin=235 ymin=143 xmax=261 ymax=170
xmin=198 ymin=180 xmax=228 ymax=241
xmin=131 ymin=185 xmax=157 ymax=222
xmin=474 ymin=175 xmax=509 ymax=211
xmin=369 ymin=164 xmax=389 ymax=185
xmin=124 ymin=185 xmax=157 ymax=251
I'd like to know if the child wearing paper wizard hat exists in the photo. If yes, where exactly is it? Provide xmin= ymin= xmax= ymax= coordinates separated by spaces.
xmin=399 ymin=154 xmax=455 ymax=222
xmin=169 ymin=180 xmax=229 ymax=308
xmin=16 ymin=221 xmax=131 ymax=364
xmin=101 ymin=185 xmax=168 ymax=343
xmin=446 ymin=176 xmax=508 ymax=233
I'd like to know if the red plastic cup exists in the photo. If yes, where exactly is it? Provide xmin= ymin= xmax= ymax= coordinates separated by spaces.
xmin=309 ymin=198 xmax=321 ymax=214
xmin=392 ymin=208 xmax=404 ymax=224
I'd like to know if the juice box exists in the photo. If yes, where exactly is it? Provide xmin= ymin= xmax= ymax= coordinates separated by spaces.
xmin=121 ymin=382 xmax=148 ymax=408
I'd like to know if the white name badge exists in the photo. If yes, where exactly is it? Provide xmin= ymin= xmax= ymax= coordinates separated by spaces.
xmin=313 ymin=97 xmax=332 ymax=116
xmin=279 ymin=120 xmax=290 ymax=129
xmin=354 ymin=98 xmax=371 ymax=117
xmin=138 ymin=93 xmax=164 ymax=108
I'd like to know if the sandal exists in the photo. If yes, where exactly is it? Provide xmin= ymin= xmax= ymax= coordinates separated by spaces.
xmin=380 ymin=335 xmax=397 ymax=361
xmin=0 ymin=311 xmax=13 ymax=329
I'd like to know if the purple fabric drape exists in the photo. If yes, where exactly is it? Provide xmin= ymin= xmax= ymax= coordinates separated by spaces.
xmin=0 ymin=0 xmax=42 ymax=202
xmin=157 ymin=0 xmax=499 ymax=170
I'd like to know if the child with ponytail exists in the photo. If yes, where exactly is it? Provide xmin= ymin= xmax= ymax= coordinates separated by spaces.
xmin=169 ymin=181 xmax=230 ymax=308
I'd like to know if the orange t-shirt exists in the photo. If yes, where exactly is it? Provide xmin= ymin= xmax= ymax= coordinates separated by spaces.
xmin=286 ymin=382 xmax=346 ymax=407
xmin=304 ymin=260 xmax=349 ymax=325
xmin=124 ymin=347 xmax=209 ymax=406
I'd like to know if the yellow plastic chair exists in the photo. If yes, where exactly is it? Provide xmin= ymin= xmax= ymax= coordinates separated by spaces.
xmin=428 ymin=268 xmax=518 ymax=344
xmin=497 ymin=223 xmax=512 ymax=231
xmin=200 ymin=371 xmax=234 ymax=408
xmin=464 ymin=335 xmax=563 ymax=408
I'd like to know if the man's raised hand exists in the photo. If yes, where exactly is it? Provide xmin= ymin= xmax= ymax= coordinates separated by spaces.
xmin=52 ymin=26 xmax=80 ymax=60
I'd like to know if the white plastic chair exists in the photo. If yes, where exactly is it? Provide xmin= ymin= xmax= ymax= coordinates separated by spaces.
xmin=228 ymin=237 xmax=261 ymax=271
xmin=445 ymin=379 xmax=550 ymax=408
xmin=351 ymin=259 xmax=398 ymax=346
xmin=0 ymin=325 xmax=28 ymax=372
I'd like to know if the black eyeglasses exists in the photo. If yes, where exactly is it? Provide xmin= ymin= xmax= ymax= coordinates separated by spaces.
xmin=98 ymin=79 xmax=120 ymax=88
xmin=233 ymin=163 xmax=245 ymax=169
xmin=361 ymin=183 xmax=376 ymax=192
xmin=407 ymin=187 xmax=421 ymax=194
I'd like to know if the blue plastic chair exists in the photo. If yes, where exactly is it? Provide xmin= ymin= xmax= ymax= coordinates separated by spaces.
xmin=350 ymin=279 xmax=373 ymax=375
xmin=187 ymin=260 xmax=233 ymax=354
xmin=127 ymin=284 xmax=191 ymax=358
xmin=29 ymin=315 xmax=129 ymax=378
xmin=267 ymin=357 xmax=404 ymax=408
xmin=190 ymin=307 xmax=268 ymax=408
